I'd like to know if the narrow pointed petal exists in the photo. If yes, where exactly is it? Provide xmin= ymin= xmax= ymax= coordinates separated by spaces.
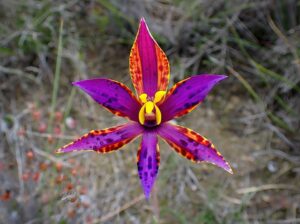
xmin=130 ymin=18 xmax=170 ymax=97
xmin=158 ymin=123 xmax=232 ymax=173
xmin=73 ymin=78 xmax=141 ymax=121
xmin=56 ymin=122 xmax=143 ymax=154
xmin=137 ymin=132 xmax=160 ymax=199
xmin=160 ymin=75 xmax=227 ymax=122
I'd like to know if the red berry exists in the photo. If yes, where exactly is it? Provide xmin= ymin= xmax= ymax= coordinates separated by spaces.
xmin=32 ymin=172 xmax=40 ymax=182
xmin=55 ymin=162 xmax=63 ymax=172
xmin=38 ymin=122 xmax=47 ymax=133
xmin=26 ymin=151 xmax=34 ymax=160
xmin=55 ymin=111 xmax=63 ymax=123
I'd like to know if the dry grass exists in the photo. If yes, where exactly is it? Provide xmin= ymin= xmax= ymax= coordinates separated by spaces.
xmin=0 ymin=0 xmax=299 ymax=223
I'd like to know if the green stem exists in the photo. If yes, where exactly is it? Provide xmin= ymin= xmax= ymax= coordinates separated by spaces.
xmin=48 ymin=19 xmax=64 ymax=133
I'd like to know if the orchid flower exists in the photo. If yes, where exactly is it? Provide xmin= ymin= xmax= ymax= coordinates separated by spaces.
xmin=56 ymin=18 xmax=232 ymax=199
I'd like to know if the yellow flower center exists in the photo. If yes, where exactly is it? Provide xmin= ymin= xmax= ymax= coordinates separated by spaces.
xmin=138 ymin=91 xmax=166 ymax=127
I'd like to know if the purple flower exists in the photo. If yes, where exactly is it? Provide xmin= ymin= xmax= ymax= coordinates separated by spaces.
xmin=57 ymin=18 xmax=232 ymax=199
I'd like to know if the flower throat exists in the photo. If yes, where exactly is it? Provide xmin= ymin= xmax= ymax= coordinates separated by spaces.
xmin=138 ymin=91 xmax=166 ymax=127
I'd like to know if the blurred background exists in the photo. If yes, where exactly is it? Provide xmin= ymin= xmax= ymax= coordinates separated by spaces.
xmin=0 ymin=0 xmax=299 ymax=223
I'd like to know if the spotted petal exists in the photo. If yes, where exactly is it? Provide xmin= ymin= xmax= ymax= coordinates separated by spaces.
xmin=160 ymin=75 xmax=227 ymax=122
xmin=73 ymin=78 xmax=141 ymax=121
xmin=56 ymin=122 xmax=143 ymax=153
xmin=130 ymin=18 xmax=170 ymax=97
xmin=137 ymin=131 xmax=160 ymax=199
xmin=158 ymin=123 xmax=232 ymax=173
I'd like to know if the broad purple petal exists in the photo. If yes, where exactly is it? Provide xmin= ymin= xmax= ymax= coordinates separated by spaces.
xmin=160 ymin=75 xmax=227 ymax=122
xmin=130 ymin=18 xmax=170 ymax=97
xmin=137 ymin=131 xmax=160 ymax=199
xmin=73 ymin=78 xmax=141 ymax=121
xmin=56 ymin=122 xmax=143 ymax=153
xmin=158 ymin=123 xmax=232 ymax=173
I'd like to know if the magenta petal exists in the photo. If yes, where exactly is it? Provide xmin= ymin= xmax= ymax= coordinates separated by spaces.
xmin=57 ymin=122 xmax=143 ymax=153
xmin=158 ymin=123 xmax=232 ymax=173
xmin=130 ymin=18 xmax=169 ymax=97
xmin=73 ymin=78 xmax=141 ymax=121
xmin=137 ymin=19 xmax=157 ymax=96
xmin=160 ymin=74 xmax=227 ymax=122
xmin=137 ymin=131 xmax=160 ymax=199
